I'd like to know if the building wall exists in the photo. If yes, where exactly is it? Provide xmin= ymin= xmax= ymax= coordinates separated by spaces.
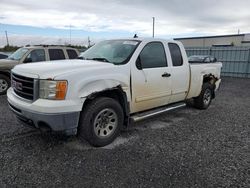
xmin=175 ymin=34 xmax=250 ymax=47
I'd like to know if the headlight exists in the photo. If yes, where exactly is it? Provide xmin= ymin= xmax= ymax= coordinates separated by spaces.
xmin=39 ymin=80 xmax=67 ymax=100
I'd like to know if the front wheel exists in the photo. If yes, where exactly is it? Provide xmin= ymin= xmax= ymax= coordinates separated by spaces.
xmin=78 ymin=97 xmax=124 ymax=147
xmin=193 ymin=82 xmax=213 ymax=109
xmin=0 ymin=75 xmax=10 ymax=95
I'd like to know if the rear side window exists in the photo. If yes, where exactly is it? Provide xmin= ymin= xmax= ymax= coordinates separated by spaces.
xmin=0 ymin=54 xmax=7 ymax=59
xmin=67 ymin=49 xmax=78 ymax=59
xmin=48 ymin=49 xmax=65 ymax=60
xmin=139 ymin=42 xmax=167 ymax=69
xmin=168 ymin=43 xmax=183 ymax=66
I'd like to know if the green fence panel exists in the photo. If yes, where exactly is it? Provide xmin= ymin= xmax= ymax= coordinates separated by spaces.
xmin=185 ymin=46 xmax=250 ymax=78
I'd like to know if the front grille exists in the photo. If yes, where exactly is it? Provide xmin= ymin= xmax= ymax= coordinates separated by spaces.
xmin=12 ymin=73 xmax=34 ymax=100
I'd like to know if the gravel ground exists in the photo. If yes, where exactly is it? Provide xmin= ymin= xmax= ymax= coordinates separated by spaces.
xmin=0 ymin=77 xmax=249 ymax=188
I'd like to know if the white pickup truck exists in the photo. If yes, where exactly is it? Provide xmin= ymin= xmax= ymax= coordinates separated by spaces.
xmin=7 ymin=38 xmax=222 ymax=146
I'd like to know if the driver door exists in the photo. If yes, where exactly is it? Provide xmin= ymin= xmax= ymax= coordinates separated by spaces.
xmin=22 ymin=49 xmax=46 ymax=63
xmin=131 ymin=42 xmax=172 ymax=113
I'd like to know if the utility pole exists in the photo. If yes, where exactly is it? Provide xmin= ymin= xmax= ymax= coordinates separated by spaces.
xmin=152 ymin=17 xmax=155 ymax=38
xmin=5 ymin=30 xmax=9 ymax=46
xmin=88 ymin=36 xmax=91 ymax=48
xmin=69 ymin=25 xmax=72 ymax=45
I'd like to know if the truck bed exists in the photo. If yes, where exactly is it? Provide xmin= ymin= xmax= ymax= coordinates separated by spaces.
xmin=187 ymin=62 xmax=222 ymax=99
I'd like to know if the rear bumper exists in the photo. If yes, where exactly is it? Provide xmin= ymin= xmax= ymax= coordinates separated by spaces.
xmin=215 ymin=78 xmax=221 ymax=91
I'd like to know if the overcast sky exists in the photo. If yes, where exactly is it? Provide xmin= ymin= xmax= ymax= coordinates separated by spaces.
xmin=1 ymin=0 xmax=250 ymax=47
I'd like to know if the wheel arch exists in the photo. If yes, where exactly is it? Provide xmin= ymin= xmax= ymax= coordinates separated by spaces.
xmin=0 ymin=70 xmax=11 ymax=78
xmin=81 ymin=86 xmax=130 ymax=128
xmin=202 ymin=74 xmax=218 ymax=98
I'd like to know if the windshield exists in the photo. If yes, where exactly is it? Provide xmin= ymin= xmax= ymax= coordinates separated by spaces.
xmin=80 ymin=40 xmax=140 ymax=64
xmin=8 ymin=48 xmax=29 ymax=61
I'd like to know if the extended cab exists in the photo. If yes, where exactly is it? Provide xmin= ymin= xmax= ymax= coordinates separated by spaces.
xmin=7 ymin=38 xmax=222 ymax=146
xmin=0 ymin=46 xmax=79 ymax=95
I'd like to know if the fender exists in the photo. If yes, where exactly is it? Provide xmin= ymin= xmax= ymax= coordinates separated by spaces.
xmin=79 ymin=79 xmax=122 ymax=98
xmin=78 ymin=78 xmax=131 ymax=100
xmin=197 ymin=73 xmax=218 ymax=98
xmin=0 ymin=70 xmax=11 ymax=77
xmin=79 ymin=80 xmax=131 ymax=127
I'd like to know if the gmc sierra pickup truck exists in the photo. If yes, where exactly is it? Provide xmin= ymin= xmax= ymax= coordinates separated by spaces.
xmin=7 ymin=38 xmax=222 ymax=147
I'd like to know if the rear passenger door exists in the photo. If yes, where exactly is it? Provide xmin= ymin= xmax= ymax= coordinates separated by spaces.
xmin=48 ymin=49 xmax=66 ymax=61
xmin=131 ymin=42 xmax=172 ymax=112
xmin=168 ymin=43 xmax=190 ymax=103
xmin=66 ymin=49 xmax=78 ymax=59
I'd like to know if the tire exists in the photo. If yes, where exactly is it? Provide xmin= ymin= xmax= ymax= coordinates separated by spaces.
xmin=78 ymin=97 xmax=124 ymax=147
xmin=0 ymin=75 xmax=10 ymax=95
xmin=185 ymin=98 xmax=194 ymax=107
xmin=193 ymin=82 xmax=213 ymax=110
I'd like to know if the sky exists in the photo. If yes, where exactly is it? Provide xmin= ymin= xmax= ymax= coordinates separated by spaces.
xmin=0 ymin=0 xmax=250 ymax=47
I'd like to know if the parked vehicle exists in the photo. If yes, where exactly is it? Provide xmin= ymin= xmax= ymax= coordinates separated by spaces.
xmin=0 ymin=52 xmax=8 ymax=59
xmin=0 ymin=45 xmax=79 ymax=95
xmin=188 ymin=55 xmax=217 ymax=63
xmin=7 ymin=38 xmax=222 ymax=147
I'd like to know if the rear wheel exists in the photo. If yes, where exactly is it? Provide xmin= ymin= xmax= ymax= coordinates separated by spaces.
xmin=78 ymin=97 xmax=124 ymax=147
xmin=0 ymin=75 xmax=10 ymax=95
xmin=193 ymin=82 xmax=213 ymax=109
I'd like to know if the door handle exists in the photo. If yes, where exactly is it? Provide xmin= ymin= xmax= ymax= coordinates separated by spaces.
xmin=162 ymin=72 xmax=171 ymax=77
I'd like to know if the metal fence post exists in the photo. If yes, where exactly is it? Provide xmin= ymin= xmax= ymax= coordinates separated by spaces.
xmin=246 ymin=48 xmax=250 ymax=78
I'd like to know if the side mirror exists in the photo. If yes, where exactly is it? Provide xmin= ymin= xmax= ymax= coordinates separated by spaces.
xmin=23 ymin=57 xmax=32 ymax=63
xmin=213 ymin=58 xmax=217 ymax=62
xmin=136 ymin=57 xmax=142 ymax=70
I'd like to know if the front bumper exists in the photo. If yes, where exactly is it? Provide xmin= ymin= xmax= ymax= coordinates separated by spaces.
xmin=7 ymin=88 xmax=81 ymax=135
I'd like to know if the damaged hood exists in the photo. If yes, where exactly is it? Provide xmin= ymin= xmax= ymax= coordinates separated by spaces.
xmin=12 ymin=59 xmax=115 ymax=79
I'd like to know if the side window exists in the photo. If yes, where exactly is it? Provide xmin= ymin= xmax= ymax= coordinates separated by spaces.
xmin=48 ymin=49 xmax=65 ymax=60
xmin=0 ymin=54 xmax=7 ymax=59
xmin=139 ymin=42 xmax=167 ymax=69
xmin=67 ymin=49 xmax=78 ymax=59
xmin=168 ymin=43 xmax=183 ymax=66
xmin=26 ymin=49 xmax=45 ymax=62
